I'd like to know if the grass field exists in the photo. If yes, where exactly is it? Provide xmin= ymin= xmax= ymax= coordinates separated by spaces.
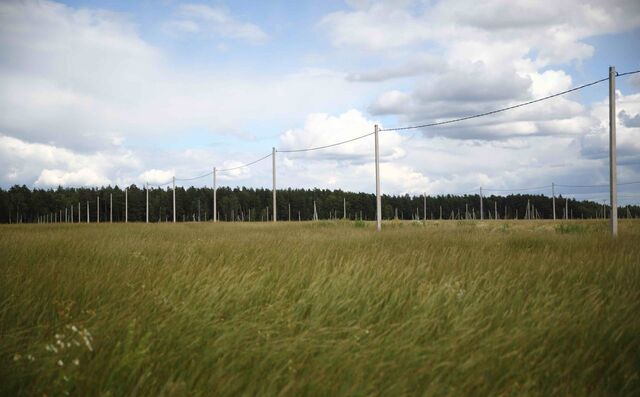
xmin=1 ymin=220 xmax=639 ymax=396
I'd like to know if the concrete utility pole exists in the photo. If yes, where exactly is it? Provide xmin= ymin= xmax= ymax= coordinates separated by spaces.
xmin=565 ymin=198 xmax=569 ymax=220
xmin=110 ymin=193 xmax=113 ymax=223
xmin=97 ymin=196 xmax=100 ymax=223
xmin=374 ymin=124 xmax=381 ymax=231
xmin=343 ymin=197 xmax=346 ymax=220
xmin=609 ymin=66 xmax=618 ymax=237
xmin=479 ymin=187 xmax=484 ymax=220
xmin=288 ymin=203 xmax=291 ymax=221
xmin=494 ymin=201 xmax=497 ymax=220
xmin=78 ymin=202 xmax=80 ymax=224
xmin=146 ymin=183 xmax=149 ymax=223
xmin=125 ymin=188 xmax=128 ymax=223
xmin=71 ymin=205 xmax=73 ymax=223
xmin=423 ymin=194 xmax=427 ymax=221
xmin=440 ymin=205 xmax=443 ymax=220
xmin=213 ymin=167 xmax=217 ymax=222
xmin=552 ymin=182 xmax=556 ymax=220
xmin=272 ymin=147 xmax=277 ymax=223
xmin=87 ymin=201 xmax=89 ymax=223
xmin=172 ymin=176 xmax=176 ymax=223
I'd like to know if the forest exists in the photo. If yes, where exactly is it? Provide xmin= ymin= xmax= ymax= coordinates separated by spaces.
xmin=1 ymin=184 xmax=638 ymax=223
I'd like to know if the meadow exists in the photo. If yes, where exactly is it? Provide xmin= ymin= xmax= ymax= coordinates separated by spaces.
xmin=1 ymin=220 xmax=639 ymax=396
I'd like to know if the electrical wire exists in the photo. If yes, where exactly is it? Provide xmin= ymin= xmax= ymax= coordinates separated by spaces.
xmin=380 ymin=77 xmax=609 ymax=131
xmin=556 ymin=181 xmax=640 ymax=188
xmin=483 ymin=185 xmax=550 ymax=192
xmin=175 ymin=171 xmax=214 ymax=181
xmin=617 ymin=69 xmax=640 ymax=77
xmin=217 ymin=152 xmax=273 ymax=172
xmin=278 ymin=132 xmax=374 ymax=153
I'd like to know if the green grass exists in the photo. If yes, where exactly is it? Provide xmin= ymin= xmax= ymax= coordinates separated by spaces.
xmin=1 ymin=220 xmax=639 ymax=396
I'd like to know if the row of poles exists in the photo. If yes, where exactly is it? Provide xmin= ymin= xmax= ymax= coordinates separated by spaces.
xmin=34 ymin=67 xmax=622 ymax=236
xmin=35 ymin=188 xmax=621 ymax=225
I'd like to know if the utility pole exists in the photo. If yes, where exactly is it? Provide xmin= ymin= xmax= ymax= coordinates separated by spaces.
xmin=78 ymin=202 xmax=80 ymax=224
xmin=494 ymin=201 xmax=497 ymax=220
xmin=97 ymin=196 xmax=100 ymax=223
xmin=343 ymin=197 xmax=346 ymax=220
xmin=110 ymin=193 xmax=113 ymax=223
xmin=288 ymin=202 xmax=291 ymax=221
xmin=272 ymin=147 xmax=277 ymax=223
xmin=125 ymin=188 xmax=128 ymax=223
xmin=609 ymin=66 xmax=618 ymax=237
xmin=87 ymin=201 xmax=89 ymax=224
xmin=479 ymin=187 xmax=484 ymax=220
xmin=374 ymin=124 xmax=381 ymax=231
xmin=146 ymin=183 xmax=149 ymax=224
xmin=552 ymin=183 xmax=556 ymax=220
xmin=565 ymin=198 xmax=569 ymax=220
xmin=213 ymin=167 xmax=217 ymax=222
xmin=423 ymin=193 xmax=427 ymax=221
xmin=172 ymin=176 xmax=176 ymax=223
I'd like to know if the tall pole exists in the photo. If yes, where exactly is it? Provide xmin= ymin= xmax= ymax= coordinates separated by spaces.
xmin=343 ymin=197 xmax=346 ymax=220
xmin=272 ymin=147 xmax=277 ymax=223
xmin=609 ymin=66 xmax=618 ymax=237
xmin=552 ymin=182 xmax=556 ymax=220
xmin=494 ymin=201 xmax=497 ymax=220
xmin=125 ymin=188 xmax=128 ymax=223
xmin=374 ymin=125 xmax=381 ymax=231
xmin=565 ymin=198 xmax=569 ymax=220
xmin=97 ymin=196 xmax=100 ymax=223
xmin=172 ymin=176 xmax=176 ymax=223
xmin=110 ymin=193 xmax=113 ymax=223
xmin=145 ymin=183 xmax=149 ymax=224
xmin=423 ymin=194 xmax=427 ymax=221
xmin=288 ymin=203 xmax=291 ymax=221
xmin=71 ymin=205 xmax=73 ymax=223
xmin=86 ymin=201 xmax=89 ymax=223
xmin=479 ymin=187 xmax=484 ymax=220
xmin=213 ymin=167 xmax=217 ymax=222
xmin=78 ymin=202 xmax=80 ymax=224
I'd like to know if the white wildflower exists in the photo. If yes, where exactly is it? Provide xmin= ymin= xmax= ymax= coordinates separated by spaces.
xmin=73 ymin=358 xmax=80 ymax=366
xmin=57 ymin=359 xmax=64 ymax=367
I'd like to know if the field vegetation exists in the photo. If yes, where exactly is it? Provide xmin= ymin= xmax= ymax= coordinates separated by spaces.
xmin=1 ymin=220 xmax=639 ymax=395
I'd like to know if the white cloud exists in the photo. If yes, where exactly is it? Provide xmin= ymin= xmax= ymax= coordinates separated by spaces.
xmin=0 ymin=1 xmax=377 ymax=154
xmin=171 ymin=4 xmax=268 ymax=44
xmin=0 ymin=134 xmax=140 ymax=187
xmin=138 ymin=169 xmax=174 ymax=186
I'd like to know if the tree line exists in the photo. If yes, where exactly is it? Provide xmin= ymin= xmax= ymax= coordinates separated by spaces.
xmin=1 ymin=184 xmax=638 ymax=223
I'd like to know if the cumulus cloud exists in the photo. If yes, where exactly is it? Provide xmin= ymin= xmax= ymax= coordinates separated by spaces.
xmin=279 ymin=109 xmax=405 ymax=162
xmin=0 ymin=135 xmax=140 ymax=187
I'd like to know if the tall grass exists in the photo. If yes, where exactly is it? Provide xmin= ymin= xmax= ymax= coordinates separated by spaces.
xmin=1 ymin=220 xmax=639 ymax=395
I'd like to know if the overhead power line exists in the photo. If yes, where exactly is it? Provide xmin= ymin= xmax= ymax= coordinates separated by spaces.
xmin=176 ymin=171 xmax=213 ymax=181
xmin=616 ymin=69 xmax=640 ymax=77
xmin=483 ymin=185 xmax=550 ymax=192
xmin=556 ymin=181 xmax=640 ymax=188
xmin=278 ymin=132 xmax=374 ymax=153
xmin=217 ymin=152 xmax=273 ymax=173
xmin=380 ymin=77 xmax=609 ymax=132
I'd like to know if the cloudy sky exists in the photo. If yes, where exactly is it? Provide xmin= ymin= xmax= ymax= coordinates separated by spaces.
xmin=1 ymin=0 xmax=639 ymax=203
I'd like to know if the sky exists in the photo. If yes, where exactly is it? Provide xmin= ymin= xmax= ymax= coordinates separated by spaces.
xmin=0 ymin=0 xmax=639 ymax=204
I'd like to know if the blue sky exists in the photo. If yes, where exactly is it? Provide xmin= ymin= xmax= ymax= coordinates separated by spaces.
xmin=1 ymin=0 xmax=639 ymax=204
